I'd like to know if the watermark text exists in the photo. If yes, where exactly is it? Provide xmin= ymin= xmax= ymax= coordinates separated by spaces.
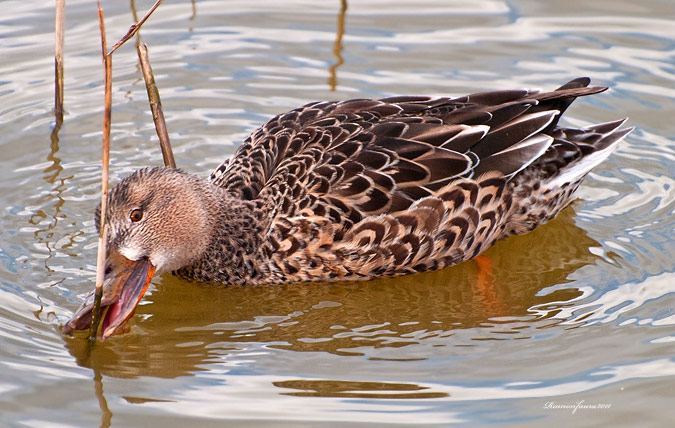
xmin=543 ymin=400 xmax=611 ymax=414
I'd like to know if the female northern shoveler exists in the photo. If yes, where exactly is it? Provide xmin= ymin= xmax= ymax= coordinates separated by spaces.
xmin=64 ymin=77 xmax=631 ymax=338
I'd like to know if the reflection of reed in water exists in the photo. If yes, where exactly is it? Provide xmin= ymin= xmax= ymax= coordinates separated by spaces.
xmin=328 ymin=0 xmax=347 ymax=91
xmin=64 ymin=205 xmax=601 ymax=379
xmin=31 ymin=105 xmax=72 ymax=277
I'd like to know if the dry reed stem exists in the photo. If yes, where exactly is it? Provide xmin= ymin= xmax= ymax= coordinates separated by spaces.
xmin=88 ymin=0 xmax=169 ymax=342
xmin=88 ymin=0 xmax=112 ymax=343
xmin=138 ymin=43 xmax=175 ymax=168
xmin=54 ymin=0 xmax=65 ymax=125
xmin=129 ymin=0 xmax=143 ymax=49
xmin=109 ymin=0 xmax=165 ymax=55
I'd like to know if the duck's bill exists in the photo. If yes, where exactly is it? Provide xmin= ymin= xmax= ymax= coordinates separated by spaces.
xmin=63 ymin=249 xmax=156 ymax=340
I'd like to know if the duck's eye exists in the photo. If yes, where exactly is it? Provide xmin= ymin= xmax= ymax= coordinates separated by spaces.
xmin=130 ymin=208 xmax=143 ymax=222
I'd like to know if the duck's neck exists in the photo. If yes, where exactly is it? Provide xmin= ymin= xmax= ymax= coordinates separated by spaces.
xmin=175 ymin=183 xmax=268 ymax=284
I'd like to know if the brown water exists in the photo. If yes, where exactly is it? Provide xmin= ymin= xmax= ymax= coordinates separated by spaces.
xmin=1 ymin=0 xmax=674 ymax=426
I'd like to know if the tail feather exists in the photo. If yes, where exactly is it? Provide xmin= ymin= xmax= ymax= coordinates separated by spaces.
xmin=555 ymin=77 xmax=591 ymax=90
xmin=545 ymin=121 xmax=633 ymax=188
xmin=530 ymin=77 xmax=608 ymax=133
xmin=586 ymin=117 xmax=628 ymax=135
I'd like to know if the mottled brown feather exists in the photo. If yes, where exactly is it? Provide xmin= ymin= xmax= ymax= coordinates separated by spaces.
xmin=102 ymin=78 xmax=632 ymax=285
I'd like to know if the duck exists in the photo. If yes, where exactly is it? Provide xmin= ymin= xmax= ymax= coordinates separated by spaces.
xmin=63 ymin=77 xmax=632 ymax=338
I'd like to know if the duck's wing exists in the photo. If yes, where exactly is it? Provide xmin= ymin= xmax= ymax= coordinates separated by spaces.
xmin=211 ymin=77 xmax=606 ymax=232
xmin=210 ymin=78 xmax=627 ymax=281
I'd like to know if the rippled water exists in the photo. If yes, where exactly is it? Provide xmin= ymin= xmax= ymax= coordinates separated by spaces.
xmin=1 ymin=0 xmax=674 ymax=426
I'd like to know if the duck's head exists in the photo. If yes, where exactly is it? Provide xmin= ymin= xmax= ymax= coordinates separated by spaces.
xmin=63 ymin=167 xmax=213 ymax=339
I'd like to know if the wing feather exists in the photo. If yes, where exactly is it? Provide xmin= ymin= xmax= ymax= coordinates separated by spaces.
xmin=207 ymin=78 xmax=626 ymax=280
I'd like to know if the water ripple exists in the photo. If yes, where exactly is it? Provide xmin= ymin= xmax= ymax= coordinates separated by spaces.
xmin=0 ymin=0 xmax=674 ymax=426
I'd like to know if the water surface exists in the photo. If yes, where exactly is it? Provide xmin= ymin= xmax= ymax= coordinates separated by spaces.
xmin=1 ymin=0 xmax=674 ymax=426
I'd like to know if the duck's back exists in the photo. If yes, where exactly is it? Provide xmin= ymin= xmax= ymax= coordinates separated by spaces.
xmin=209 ymin=77 xmax=631 ymax=283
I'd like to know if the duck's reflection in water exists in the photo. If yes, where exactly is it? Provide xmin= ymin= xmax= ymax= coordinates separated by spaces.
xmin=65 ymin=207 xmax=601 ymax=380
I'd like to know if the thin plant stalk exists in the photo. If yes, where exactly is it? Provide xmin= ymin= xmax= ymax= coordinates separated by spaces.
xmin=89 ymin=0 xmax=112 ymax=343
xmin=109 ymin=0 xmax=165 ymax=55
xmin=138 ymin=43 xmax=175 ymax=168
xmin=88 ymin=0 xmax=169 ymax=342
xmin=54 ymin=0 xmax=65 ymax=125
xmin=129 ymin=0 xmax=142 ymax=49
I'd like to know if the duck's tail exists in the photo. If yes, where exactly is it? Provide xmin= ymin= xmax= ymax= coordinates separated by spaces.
xmin=502 ymin=118 xmax=633 ymax=237
xmin=544 ymin=118 xmax=633 ymax=189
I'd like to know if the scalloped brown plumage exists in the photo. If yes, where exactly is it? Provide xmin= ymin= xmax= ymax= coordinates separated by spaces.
xmin=198 ymin=77 xmax=631 ymax=283
xmin=65 ymin=77 xmax=632 ymax=338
